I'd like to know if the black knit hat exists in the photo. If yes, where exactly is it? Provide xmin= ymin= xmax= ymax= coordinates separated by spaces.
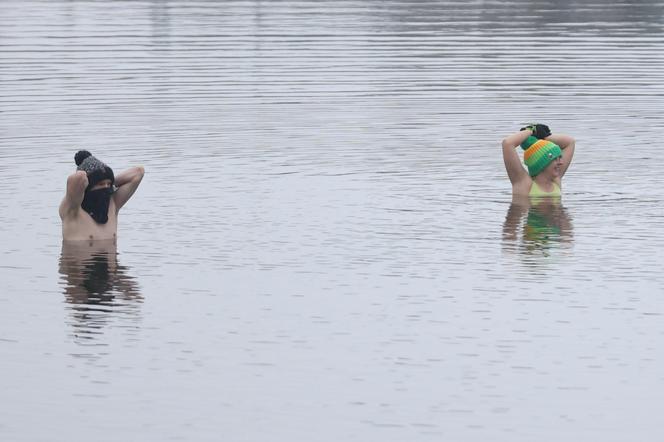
xmin=75 ymin=150 xmax=115 ymax=190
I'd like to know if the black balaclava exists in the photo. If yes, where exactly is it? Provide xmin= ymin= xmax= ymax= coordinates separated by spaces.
xmin=81 ymin=187 xmax=114 ymax=224
xmin=75 ymin=150 xmax=115 ymax=224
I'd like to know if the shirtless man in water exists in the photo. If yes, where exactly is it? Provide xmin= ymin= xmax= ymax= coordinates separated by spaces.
xmin=59 ymin=150 xmax=144 ymax=241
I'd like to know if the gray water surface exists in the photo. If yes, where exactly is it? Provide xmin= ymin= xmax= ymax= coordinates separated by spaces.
xmin=2 ymin=1 xmax=664 ymax=441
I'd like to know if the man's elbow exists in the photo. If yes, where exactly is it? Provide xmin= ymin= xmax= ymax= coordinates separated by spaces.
xmin=133 ymin=166 xmax=145 ymax=181
xmin=67 ymin=170 xmax=88 ymax=189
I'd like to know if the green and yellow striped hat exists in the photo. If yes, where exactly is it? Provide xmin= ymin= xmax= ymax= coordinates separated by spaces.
xmin=521 ymin=136 xmax=562 ymax=176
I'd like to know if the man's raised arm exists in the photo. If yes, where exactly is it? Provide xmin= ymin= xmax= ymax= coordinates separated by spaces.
xmin=59 ymin=171 xmax=88 ymax=220
xmin=113 ymin=166 xmax=145 ymax=211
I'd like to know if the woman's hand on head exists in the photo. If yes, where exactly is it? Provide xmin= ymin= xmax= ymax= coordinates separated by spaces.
xmin=520 ymin=123 xmax=551 ymax=139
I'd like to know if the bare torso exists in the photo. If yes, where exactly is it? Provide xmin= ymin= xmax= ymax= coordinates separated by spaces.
xmin=61 ymin=198 xmax=119 ymax=241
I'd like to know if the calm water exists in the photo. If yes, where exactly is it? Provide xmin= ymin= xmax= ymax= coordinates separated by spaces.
xmin=2 ymin=1 xmax=664 ymax=440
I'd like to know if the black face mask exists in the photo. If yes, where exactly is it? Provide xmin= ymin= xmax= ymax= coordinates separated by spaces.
xmin=81 ymin=187 xmax=114 ymax=224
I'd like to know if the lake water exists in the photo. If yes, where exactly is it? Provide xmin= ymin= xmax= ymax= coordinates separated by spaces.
xmin=1 ymin=1 xmax=664 ymax=441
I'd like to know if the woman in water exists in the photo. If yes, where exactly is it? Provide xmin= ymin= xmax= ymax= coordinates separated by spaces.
xmin=501 ymin=124 xmax=575 ymax=198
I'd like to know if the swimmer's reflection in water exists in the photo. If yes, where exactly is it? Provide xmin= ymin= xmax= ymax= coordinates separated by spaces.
xmin=59 ymin=239 xmax=142 ymax=341
xmin=502 ymin=195 xmax=573 ymax=257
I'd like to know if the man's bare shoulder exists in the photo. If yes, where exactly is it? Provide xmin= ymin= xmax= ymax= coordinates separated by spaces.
xmin=59 ymin=198 xmax=79 ymax=221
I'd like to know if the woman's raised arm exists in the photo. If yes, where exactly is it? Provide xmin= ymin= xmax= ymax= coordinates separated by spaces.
xmin=501 ymin=129 xmax=532 ymax=185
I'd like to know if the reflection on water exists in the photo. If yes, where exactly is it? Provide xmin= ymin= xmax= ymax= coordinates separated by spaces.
xmin=58 ymin=240 xmax=142 ymax=344
xmin=502 ymin=196 xmax=573 ymax=260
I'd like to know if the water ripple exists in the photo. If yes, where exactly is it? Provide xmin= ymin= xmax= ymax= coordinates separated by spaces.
xmin=2 ymin=1 xmax=664 ymax=441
